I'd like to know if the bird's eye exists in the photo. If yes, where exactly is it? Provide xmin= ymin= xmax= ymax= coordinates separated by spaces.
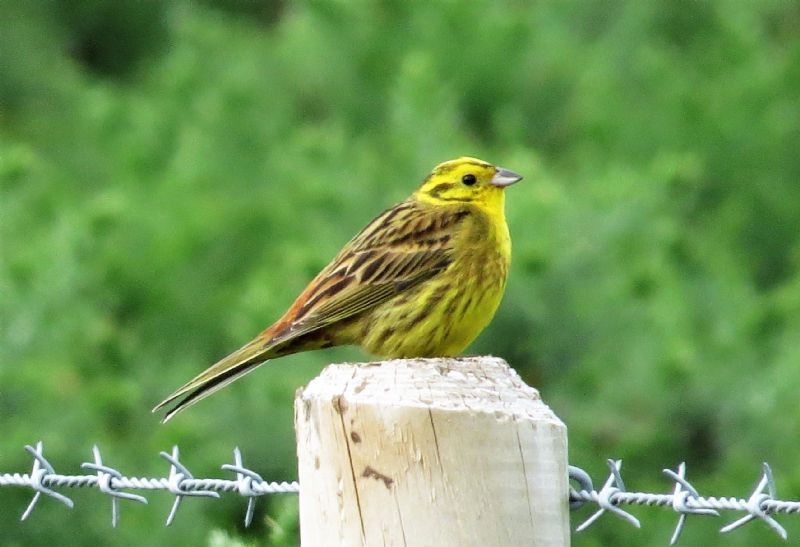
xmin=462 ymin=174 xmax=477 ymax=186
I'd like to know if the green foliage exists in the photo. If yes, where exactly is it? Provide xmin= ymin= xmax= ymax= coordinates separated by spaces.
xmin=2 ymin=0 xmax=800 ymax=545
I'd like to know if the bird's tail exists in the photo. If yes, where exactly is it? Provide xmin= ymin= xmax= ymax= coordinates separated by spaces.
xmin=152 ymin=337 xmax=280 ymax=423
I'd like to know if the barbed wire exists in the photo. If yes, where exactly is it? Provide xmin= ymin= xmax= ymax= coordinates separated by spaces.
xmin=2 ymin=442 xmax=800 ymax=543
xmin=568 ymin=459 xmax=800 ymax=544
xmin=0 ymin=442 xmax=298 ymax=527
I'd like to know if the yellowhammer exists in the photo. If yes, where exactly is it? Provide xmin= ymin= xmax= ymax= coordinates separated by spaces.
xmin=154 ymin=157 xmax=522 ymax=421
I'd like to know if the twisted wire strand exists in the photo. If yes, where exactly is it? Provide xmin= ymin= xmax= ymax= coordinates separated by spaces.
xmin=569 ymin=490 xmax=800 ymax=514
xmin=568 ymin=460 xmax=800 ymax=543
xmin=0 ymin=442 xmax=300 ymax=528
xmin=0 ymin=473 xmax=300 ymax=493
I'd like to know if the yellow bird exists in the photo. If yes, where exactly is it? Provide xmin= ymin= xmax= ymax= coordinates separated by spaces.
xmin=154 ymin=157 xmax=522 ymax=422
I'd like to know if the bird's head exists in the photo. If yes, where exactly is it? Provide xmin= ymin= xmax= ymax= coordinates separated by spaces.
xmin=414 ymin=157 xmax=522 ymax=211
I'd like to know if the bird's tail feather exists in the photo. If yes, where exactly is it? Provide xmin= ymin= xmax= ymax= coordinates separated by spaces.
xmin=153 ymin=338 xmax=277 ymax=423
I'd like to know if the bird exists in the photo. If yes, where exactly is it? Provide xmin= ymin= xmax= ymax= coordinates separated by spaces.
xmin=153 ymin=157 xmax=522 ymax=422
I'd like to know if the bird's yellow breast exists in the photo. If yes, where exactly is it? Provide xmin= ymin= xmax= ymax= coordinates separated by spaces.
xmin=360 ymin=205 xmax=510 ymax=358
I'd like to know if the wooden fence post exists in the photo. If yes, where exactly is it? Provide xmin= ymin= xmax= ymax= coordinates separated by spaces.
xmin=294 ymin=356 xmax=569 ymax=547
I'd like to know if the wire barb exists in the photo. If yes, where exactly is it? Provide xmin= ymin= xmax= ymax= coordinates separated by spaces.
xmin=80 ymin=445 xmax=148 ymax=527
xmin=576 ymin=459 xmax=641 ymax=532
xmin=221 ymin=447 xmax=264 ymax=527
xmin=719 ymin=463 xmax=787 ymax=540
xmin=161 ymin=446 xmax=220 ymax=526
xmin=663 ymin=462 xmax=718 ymax=545
xmin=20 ymin=442 xmax=74 ymax=520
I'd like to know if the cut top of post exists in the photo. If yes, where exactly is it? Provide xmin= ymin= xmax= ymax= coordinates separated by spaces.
xmin=299 ymin=356 xmax=560 ymax=425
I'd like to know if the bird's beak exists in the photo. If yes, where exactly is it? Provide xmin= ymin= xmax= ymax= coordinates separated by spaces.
xmin=491 ymin=167 xmax=523 ymax=187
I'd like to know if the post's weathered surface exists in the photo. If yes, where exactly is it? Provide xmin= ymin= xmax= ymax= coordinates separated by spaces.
xmin=294 ymin=357 xmax=569 ymax=547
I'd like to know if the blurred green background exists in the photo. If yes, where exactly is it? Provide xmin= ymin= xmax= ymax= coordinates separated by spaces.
xmin=2 ymin=0 xmax=800 ymax=545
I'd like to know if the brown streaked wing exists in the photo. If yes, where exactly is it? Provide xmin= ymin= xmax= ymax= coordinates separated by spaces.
xmin=276 ymin=202 xmax=470 ymax=339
